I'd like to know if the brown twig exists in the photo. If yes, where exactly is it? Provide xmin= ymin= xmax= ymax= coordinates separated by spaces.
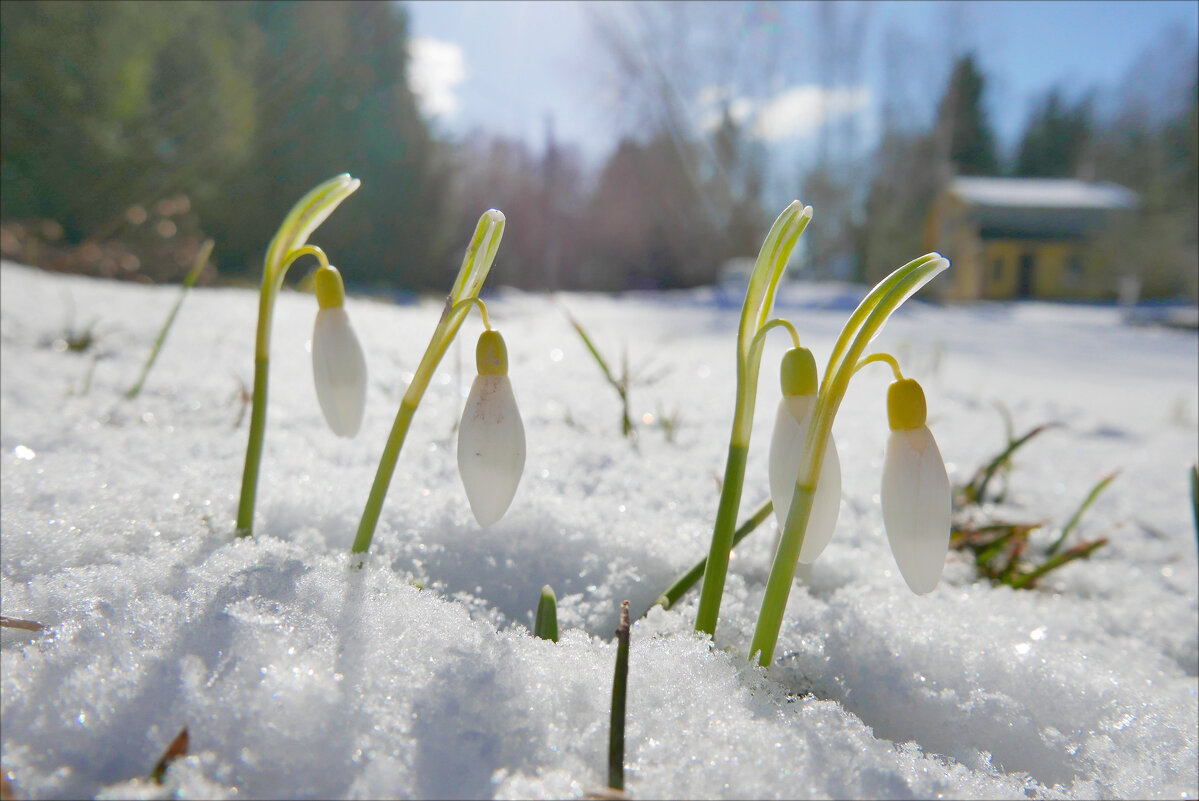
xmin=150 ymin=727 xmax=189 ymax=784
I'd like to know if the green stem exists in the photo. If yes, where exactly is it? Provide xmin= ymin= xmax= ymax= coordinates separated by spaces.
xmin=852 ymin=351 xmax=904 ymax=381
xmin=649 ymin=499 xmax=772 ymax=617
xmin=236 ymin=354 xmax=270 ymax=537
xmin=694 ymin=203 xmax=813 ymax=638
xmin=351 ymin=210 xmax=505 ymax=557
xmin=352 ymin=399 xmax=418 ymax=553
xmin=608 ymin=600 xmax=630 ymax=792
xmin=235 ymin=249 xmax=329 ymax=537
xmin=232 ymin=175 xmax=359 ymax=538
xmin=749 ymin=485 xmax=814 ymax=665
xmin=694 ymin=443 xmax=749 ymax=636
xmin=750 ymin=253 xmax=949 ymax=666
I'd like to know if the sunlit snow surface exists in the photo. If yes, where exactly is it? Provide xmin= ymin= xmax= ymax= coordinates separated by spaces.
xmin=2 ymin=261 xmax=1196 ymax=800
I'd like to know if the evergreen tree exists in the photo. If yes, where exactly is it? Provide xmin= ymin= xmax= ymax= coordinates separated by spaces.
xmin=1014 ymin=89 xmax=1093 ymax=178
xmin=0 ymin=1 xmax=257 ymax=238
xmin=936 ymin=54 xmax=999 ymax=176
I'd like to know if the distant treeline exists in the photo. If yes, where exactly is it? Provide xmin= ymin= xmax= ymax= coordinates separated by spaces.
xmin=1 ymin=2 xmax=1196 ymax=295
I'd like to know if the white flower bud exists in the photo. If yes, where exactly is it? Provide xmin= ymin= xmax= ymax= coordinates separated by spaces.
xmin=311 ymin=306 xmax=367 ymax=437
xmin=457 ymin=331 xmax=525 ymax=526
xmin=880 ymin=425 xmax=951 ymax=594
xmin=768 ymin=394 xmax=842 ymax=564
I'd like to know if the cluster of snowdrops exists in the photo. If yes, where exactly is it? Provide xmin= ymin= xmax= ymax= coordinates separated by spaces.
xmin=240 ymin=174 xmax=953 ymax=666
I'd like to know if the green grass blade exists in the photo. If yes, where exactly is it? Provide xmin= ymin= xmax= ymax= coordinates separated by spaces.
xmin=608 ymin=601 xmax=630 ymax=792
xmin=648 ymin=499 xmax=773 ymax=616
xmin=534 ymin=585 xmax=559 ymax=642
xmin=1048 ymin=472 xmax=1118 ymax=555
xmin=126 ymin=239 xmax=214 ymax=399
xmin=1010 ymin=538 xmax=1108 ymax=589
xmin=966 ymin=423 xmax=1062 ymax=505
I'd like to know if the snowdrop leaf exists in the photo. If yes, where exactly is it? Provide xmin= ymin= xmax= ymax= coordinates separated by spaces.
xmin=265 ymin=174 xmax=360 ymax=288
xmin=738 ymin=202 xmax=811 ymax=362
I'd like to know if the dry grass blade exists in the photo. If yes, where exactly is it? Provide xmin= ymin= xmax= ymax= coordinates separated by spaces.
xmin=0 ymin=616 xmax=45 ymax=632
xmin=150 ymin=726 xmax=189 ymax=784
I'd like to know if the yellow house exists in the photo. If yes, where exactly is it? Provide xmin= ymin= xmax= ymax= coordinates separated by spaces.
xmin=924 ymin=177 xmax=1138 ymax=301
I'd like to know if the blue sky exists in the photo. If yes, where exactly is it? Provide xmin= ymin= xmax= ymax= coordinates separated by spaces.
xmin=404 ymin=0 xmax=1198 ymax=181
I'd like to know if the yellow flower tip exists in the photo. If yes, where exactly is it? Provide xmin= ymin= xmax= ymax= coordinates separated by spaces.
xmin=887 ymin=378 xmax=927 ymax=431
xmin=780 ymin=347 xmax=818 ymax=397
xmin=476 ymin=329 xmax=508 ymax=376
xmin=314 ymin=265 xmax=346 ymax=309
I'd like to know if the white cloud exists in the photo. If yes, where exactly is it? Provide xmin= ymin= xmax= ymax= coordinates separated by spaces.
xmin=408 ymin=37 xmax=468 ymax=119
xmin=698 ymin=84 xmax=872 ymax=143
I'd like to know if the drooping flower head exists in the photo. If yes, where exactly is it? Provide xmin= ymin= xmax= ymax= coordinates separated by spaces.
xmin=880 ymin=377 xmax=951 ymax=594
xmin=768 ymin=346 xmax=842 ymax=564
xmin=458 ymin=329 xmax=525 ymax=526
xmin=311 ymin=265 xmax=367 ymax=437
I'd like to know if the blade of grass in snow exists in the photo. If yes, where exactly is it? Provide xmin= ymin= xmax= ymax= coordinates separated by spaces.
xmin=1048 ymin=472 xmax=1119 ymax=555
xmin=126 ymin=239 xmax=214 ymax=399
xmin=648 ymin=499 xmax=773 ymax=617
xmin=608 ymin=601 xmax=630 ymax=793
xmin=563 ymin=307 xmax=635 ymax=443
xmin=1010 ymin=538 xmax=1109 ymax=590
xmin=962 ymin=422 xmax=1061 ymax=505
xmin=534 ymin=585 xmax=559 ymax=642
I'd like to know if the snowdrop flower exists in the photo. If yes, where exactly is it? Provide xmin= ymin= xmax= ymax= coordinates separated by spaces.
xmin=311 ymin=264 xmax=367 ymax=437
xmin=768 ymin=347 xmax=841 ymax=564
xmin=880 ymin=377 xmax=951 ymax=594
xmin=458 ymin=329 xmax=525 ymax=526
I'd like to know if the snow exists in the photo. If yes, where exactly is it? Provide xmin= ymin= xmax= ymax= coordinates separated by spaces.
xmin=949 ymin=177 xmax=1139 ymax=210
xmin=2 ymin=260 xmax=1197 ymax=800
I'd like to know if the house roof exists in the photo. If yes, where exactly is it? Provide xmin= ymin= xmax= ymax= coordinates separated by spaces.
xmin=949 ymin=177 xmax=1139 ymax=210
xmin=947 ymin=177 xmax=1138 ymax=240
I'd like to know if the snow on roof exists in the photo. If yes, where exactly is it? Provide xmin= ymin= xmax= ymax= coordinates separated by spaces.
xmin=950 ymin=176 xmax=1139 ymax=210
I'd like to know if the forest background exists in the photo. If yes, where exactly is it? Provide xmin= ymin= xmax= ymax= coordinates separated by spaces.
xmin=1 ymin=1 xmax=1195 ymax=297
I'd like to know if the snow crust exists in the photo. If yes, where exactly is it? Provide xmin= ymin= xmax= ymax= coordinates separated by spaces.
xmin=2 ymin=261 xmax=1196 ymax=799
